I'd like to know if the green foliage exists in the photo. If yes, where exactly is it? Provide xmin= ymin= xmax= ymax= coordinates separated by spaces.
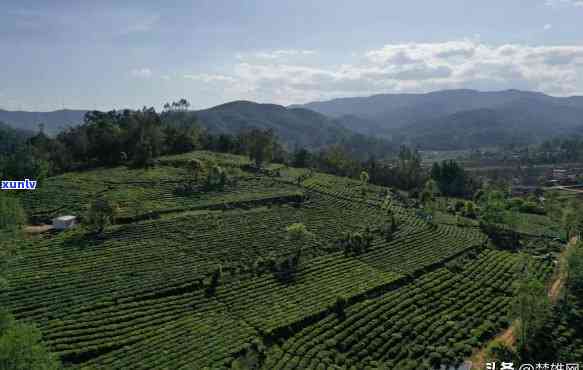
xmin=567 ymin=241 xmax=583 ymax=295
xmin=338 ymin=228 xmax=374 ymax=256
xmin=285 ymin=223 xmax=313 ymax=247
xmin=0 ymin=311 xmax=60 ymax=370
xmin=562 ymin=200 xmax=583 ymax=239
xmin=0 ymin=145 xmax=49 ymax=181
xmin=511 ymin=275 xmax=551 ymax=357
xmin=479 ymin=190 xmax=507 ymax=224
xmin=315 ymin=145 xmax=360 ymax=178
xmin=86 ymin=198 xmax=117 ymax=234
xmin=0 ymin=194 xmax=26 ymax=232
xmin=462 ymin=201 xmax=477 ymax=219
xmin=292 ymin=148 xmax=311 ymax=168
xmin=206 ymin=165 xmax=227 ymax=190
xmin=484 ymin=341 xmax=519 ymax=364
xmin=394 ymin=145 xmax=425 ymax=190
xmin=430 ymin=160 xmax=478 ymax=198
xmin=241 ymin=128 xmax=275 ymax=168
xmin=13 ymin=103 xmax=205 ymax=175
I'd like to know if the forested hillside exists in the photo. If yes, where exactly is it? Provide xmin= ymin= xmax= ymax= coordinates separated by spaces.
xmin=295 ymin=89 xmax=583 ymax=149
xmin=0 ymin=121 xmax=32 ymax=154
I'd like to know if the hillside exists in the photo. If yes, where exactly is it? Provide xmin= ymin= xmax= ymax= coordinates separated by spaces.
xmin=294 ymin=89 xmax=583 ymax=148
xmin=4 ymin=89 xmax=583 ymax=151
xmin=0 ymin=121 xmax=33 ymax=154
xmin=0 ymin=103 xmax=392 ymax=157
xmin=396 ymin=98 xmax=583 ymax=149
xmin=0 ymin=109 xmax=87 ymax=136
xmin=3 ymin=150 xmax=559 ymax=369
xmin=194 ymin=101 xmax=352 ymax=149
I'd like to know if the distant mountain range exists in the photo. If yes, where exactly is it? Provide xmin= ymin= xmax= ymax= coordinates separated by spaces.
xmin=0 ymin=109 xmax=87 ymax=136
xmin=0 ymin=121 xmax=34 ymax=154
xmin=292 ymin=89 xmax=583 ymax=149
xmin=2 ymin=89 xmax=583 ymax=151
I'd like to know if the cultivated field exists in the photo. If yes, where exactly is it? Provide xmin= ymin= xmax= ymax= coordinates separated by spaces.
xmin=3 ymin=151 xmax=558 ymax=369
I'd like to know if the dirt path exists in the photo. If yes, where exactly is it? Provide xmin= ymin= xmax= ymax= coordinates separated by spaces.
xmin=470 ymin=236 xmax=578 ymax=369
xmin=548 ymin=236 xmax=577 ymax=303
xmin=24 ymin=224 xmax=53 ymax=234
xmin=551 ymin=185 xmax=583 ymax=194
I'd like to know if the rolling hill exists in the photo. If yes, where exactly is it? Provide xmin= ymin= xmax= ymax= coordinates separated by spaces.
xmin=294 ymin=89 xmax=583 ymax=149
xmin=193 ymin=100 xmax=351 ymax=149
xmin=0 ymin=109 xmax=87 ymax=136
xmin=3 ymin=89 xmax=583 ymax=151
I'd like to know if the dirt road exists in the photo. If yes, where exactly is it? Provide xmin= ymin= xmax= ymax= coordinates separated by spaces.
xmin=24 ymin=224 xmax=53 ymax=234
xmin=469 ymin=236 xmax=577 ymax=369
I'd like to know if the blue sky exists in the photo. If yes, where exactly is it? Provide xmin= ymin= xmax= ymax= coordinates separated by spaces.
xmin=1 ymin=0 xmax=583 ymax=111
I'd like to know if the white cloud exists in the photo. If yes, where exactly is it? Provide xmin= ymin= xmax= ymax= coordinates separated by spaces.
xmin=237 ymin=49 xmax=316 ymax=61
xmin=186 ymin=42 xmax=583 ymax=105
xmin=545 ymin=0 xmax=583 ymax=7
xmin=543 ymin=23 xmax=553 ymax=30
xmin=130 ymin=68 xmax=152 ymax=79
xmin=183 ymin=73 xmax=236 ymax=83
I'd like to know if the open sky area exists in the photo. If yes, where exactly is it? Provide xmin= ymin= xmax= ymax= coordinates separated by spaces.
xmin=1 ymin=0 xmax=583 ymax=111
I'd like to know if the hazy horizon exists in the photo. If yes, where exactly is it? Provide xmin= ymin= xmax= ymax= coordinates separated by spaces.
xmin=2 ymin=0 xmax=583 ymax=111
xmin=2 ymin=87 xmax=583 ymax=114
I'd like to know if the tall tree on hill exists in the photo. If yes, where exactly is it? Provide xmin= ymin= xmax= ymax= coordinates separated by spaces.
xmin=285 ymin=223 xmax=314 ymax=268
xmin=161 ymin=99 xmax=202 ymax=154
xmin=0 ymin=145 xmax=49 ymax=181
xmin=396 ymin=146 xmax=424 ymax=190
xmin=86 ymin=198 xmax=117 ymax=234
xmin=430 ymin=160 xmax=478 ymax=198
xmin=292 ymin=147 xmax=311 ymax=168
xmin=512 ymin=273 xmax=551 ymax=358
xmin=240 ymin=128 xmax=275 ymax=168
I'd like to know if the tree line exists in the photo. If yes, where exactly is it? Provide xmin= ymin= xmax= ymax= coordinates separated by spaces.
xmin=0 ymin=98 xmax=480 ymax=199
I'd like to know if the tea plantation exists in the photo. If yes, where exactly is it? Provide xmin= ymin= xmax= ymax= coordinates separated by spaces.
xmin=3 ymin=151 xmax=559 ymax=369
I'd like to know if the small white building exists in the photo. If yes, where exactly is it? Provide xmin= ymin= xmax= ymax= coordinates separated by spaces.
xmin=52 ymin=215 xmax=77 ymax=230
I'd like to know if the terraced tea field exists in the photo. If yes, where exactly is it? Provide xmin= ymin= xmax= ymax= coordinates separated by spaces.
xmin=4 ymin=151 xmax=559 ymax=369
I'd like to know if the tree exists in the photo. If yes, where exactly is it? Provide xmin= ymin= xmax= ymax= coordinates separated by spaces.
xmin=161 ymin=99 xmax=201 ymax=154
xmin=567 ymin=241 xmax=583 ymax=296
xmin=292 ymin=147 xmax=311 ymax=168
xmin=480 ymin=190 xmax=507 ymax=225
xmin=331 ymin=296 xmax=348 ymax=320
xmin=1 ymin=145 xmax=49 ymax=181
xmin=511 ymin=274 xmax=551 ymax=357
xmin=562 ymin=200 xmax=582 ymax=240
xmin=360 ymin=170 xmax=370 ymax=196
xmin=462 ymin=201 xmax=477 ymax=219
xmin=241 ymin=128 xmax=275 ymax=168
xmin=205 ymin=265 xmax=222 ymax=297
xmin=206 ymin=165 xmax=227 ymax=190
xmin=430 ymin=160 xmax=477 ymax=197
xmin=285 ymin=223 xmax=314 ymax=270
xmin=187 ymin=159 xmax=204 ymax=184
xmin=0 ymin=194 xmax=26 ymax=233
xmin=86 ymin=198 xmax=117 ymax=234
xmin=0 ymin=311 xmax=60 ymax=370
xmin=420 ymin=181 xmax=436 ymax=223
xmin=396 ymin=146 xmax=424 ymax=190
